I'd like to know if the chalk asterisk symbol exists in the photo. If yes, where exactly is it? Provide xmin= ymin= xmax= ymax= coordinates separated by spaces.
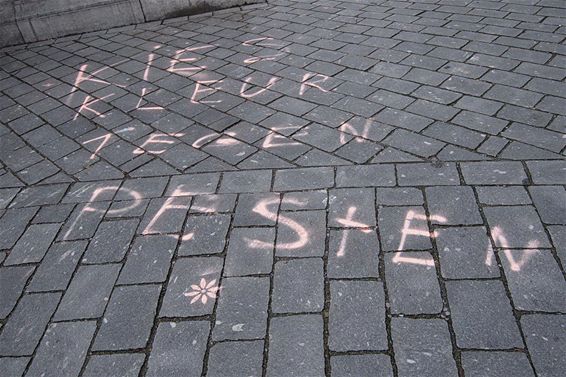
xmin=184 ymin=278 xmax=219 ymax=304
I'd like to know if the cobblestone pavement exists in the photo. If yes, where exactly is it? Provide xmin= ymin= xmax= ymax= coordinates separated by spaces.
xmin=0 ymin=0 xmax=565 ymax=376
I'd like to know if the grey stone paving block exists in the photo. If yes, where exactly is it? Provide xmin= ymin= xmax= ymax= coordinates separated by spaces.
xmin=338 ymin=116 xmax=395 ymax=143
xmin=446 ymin=280 xmax=523 ymax=349
xmin=226 ymin=121 xmax=271 ymax=144
xmin=503 ymin=123 xmax=565 ymax=153
xmin=454 ymin=96 xmax=504 ymax=115
xmin=423 ymin=121 xmax=486 ymax=149
xmin=335 ymin=137 xmax=383 ymax=163
xmin=106 ymin=198 xmax=149 ymax=218
xmin=501 ymin=249 xmax=566 ymax=312
xmin=438 ymin=144 xmax=489 ymax=161
xmin=391 ymin=318 xmax=458 ymax=377
xmin=61 ymin=182 xmax=119 ymax=204
xmin=374 ymin=108 xmax=433 ymax=132
xmin=27 ymin=241 xmax=86 ymax=292
xmin=83 ymin=354 xmax=145 ymax=377
xmin=329 ymin=280 xmax=387 ymax=351
xmin=233 ymin=193 xmax=279 ymax=227
xmin=260 ymin=112 xmax=309 ymax=135
xmin=219 ymin=170 xmax=272 ymax=193
xmin=498 ymin=105 xmax=553 ymax=128
xmin=269 ymin=96 xmax=317 ymax=116
xmin=384 ymin=128 xmax=445 ymax=158
xmin=529 ymin=186 xmax=566 ymax=224
xmin=404 ymin=67 xmax=448 ymax=86
xmin=207 ymin=340 xmax=264 ymax=377
xmin=462 ymin=351 xmax=534 ymax=377
xmin=441 ymin=76 xmax=491 ymax=96
xmin=294 ymin=123 xmax=351 ymax=152
xmin=0 ymin=357 xmax=29 ymax=377
xmin=0 ymin=188 xmax=19 ymax=209
xmin=25 ymin=321 xmax=96 ymax=377
xmin=548 ymin=226 xmax=566 ymax=270
xmin=178 ymin=214 xmax=230 ymax=255
xmin=521 ymin=314 xmax=566 ymax=377
xmin=500 ymin=141 xmax=564 ymax=160
xmin=146 ymin=321 xmax=210 ymax=377
xmin=485 ymin=85 xmax=541 ymax=108
xmin=328 ymin=228 xmax=380 ymax=278
xmin=93 ymin=284 xmax=161 ymax=351
xmin=190 ymin=194 xmax=236 ymax=213
xmin=276 ymin=210 xmax=326 ymax=257
xmin=435 ymin=227 xmax=499 ymax=279
xmin=485 ymin=206 xmax=551 ymax=249
xmin=527 ymin=160 xmax=566 ymax=185
xmin=272 ymin=258 xmax=324 ymax=313
xmin=406 ymin=99 xmax=459 ymax=122
xmin=296 ymin=149 xmax=350 ymax=167
xmin=329 ymin=188 xmax=376 ymax=227
xmin=336 ymin=165 xmax=395 ymax=187
xmin=371 ymin=61 xmax=411 ymax=78
xmin=238 ymin=150 xmax=294 ymax=169
xmin=82 ymin=219 xmax=138 ymax=263
xmin=483 ymin=68 xmax=530 ymax=87
xmin=273 ymin=167 xmax=334 ymax=191
xmin=54 ymin=264 xmax=120 ymax=321
xmin=166 ymin=173 xmax=220 ymax=196
xmin=0 ymin=207 xmax=37 ymax=249
xmin=267 ymin=315 xmax=325 ymax=377
xmin=461 ymin=161 xmax=527 ymax=184
xmin=425 ymin=186 xmax=482 ymax=225
xmin=0 ymin=266 xmax=35 ymax=318
xmin=0 ymin=169 xmax=24 ymax=187
xmin=333 ymin=97 xmax=381 ymax=118
xmin=397 ymin=162 xmax=460 ymax=186
xmin=160 ymin=256 xmax=223 ymax=317
xmin=281 ymin=190 xmax=327 ymax=210
xmin=378 ymin=206 xmax=432 ymax=251
xmin=117 ymin=177 xmax=169 ymax=199
xmin=477 ymin=135 xmax=509 ymax=157
xmin=224 ymin=227 xmax=274 ymax=276
xmin=138 ymin=196 xmax=191 ymax=235
xmin=255 ymin=133 xmax=311 ymax=161
xmin=59 ymin=201 xmax=109 ymax=241
xmin=213 ymin=277 xmax=269 ymax=341
xmin=476 ymin=186 xmax=531 ymax=205
xmin=452 ymin=110 xmax=507 ymax=134
xmin=32 ymin=204 xmax=75 ymax=224
xmin=3 ymin=147 xmax=44 ymax=173
xmin=376 ymin=187 xmax=423 ymax=206
xmin=118 ymin=235 xmax=176 ymax=284
xmin=330 ymin=354 xmax=393 ymax=377
xmin=0 ymin=292 xmax=61 ymax=356
xmin=385 ymin=251 xmax=443 ymax=314
xmin=9 ymin=184 xmax=68 ymax=209
xmin=548 ymin=115 xmax=566 ymax=133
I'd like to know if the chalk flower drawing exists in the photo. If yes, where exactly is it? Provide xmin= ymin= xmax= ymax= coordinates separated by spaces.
xmin=184 ymin=278 xmax=219 ymax=304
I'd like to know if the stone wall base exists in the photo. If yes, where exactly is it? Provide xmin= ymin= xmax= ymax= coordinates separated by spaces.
xmin=0 ymin=0 xmax=262 ymax=47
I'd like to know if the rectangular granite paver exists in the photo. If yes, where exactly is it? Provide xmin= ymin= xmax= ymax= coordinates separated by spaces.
xmin=0 ymin=0 xmax=565 ymax=374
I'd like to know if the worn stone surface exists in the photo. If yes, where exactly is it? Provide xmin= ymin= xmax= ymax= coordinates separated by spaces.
xmin=392 ymin=318 xmax=458 ymax=377
xmin=207 ymin=341 xmax=264 ymax=377
xmin=26 ymin=321 xmax=96 ymax=377
xmin=92 ymin=284 xmax=161 ymax=351
xmin=267 ymin=315 xmax=325 ymax=377
xmin=0 ymin=0 xmax=564 ymax=374
xmin=146 ymin=321 xmax=210 ymax=377
xmin=329 ymin=281 xmax=387 ymax=351
xmin=272 ymin=258 xmax=324 ymax=314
